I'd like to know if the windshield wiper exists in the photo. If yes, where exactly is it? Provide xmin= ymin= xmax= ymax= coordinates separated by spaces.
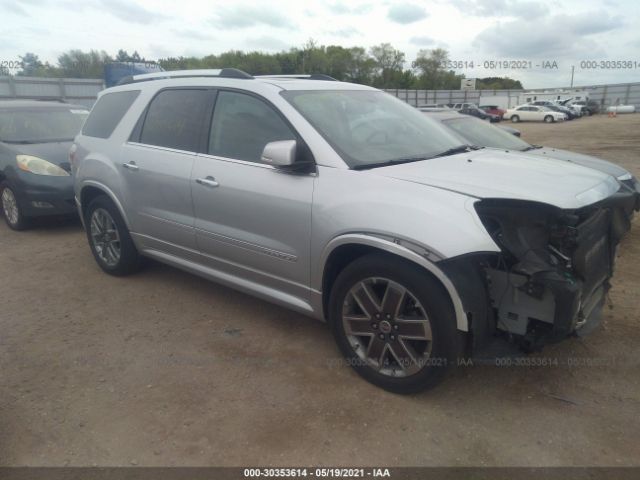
xmin=352 ymin=155 xmax=434 ymax=170
xmin=352 ymin=145 xmax=482 ymax=170
xmin=521 ymin=144 xmax=543 ymax=151
xmin=429 ymin=144 xmax=481 ymax=158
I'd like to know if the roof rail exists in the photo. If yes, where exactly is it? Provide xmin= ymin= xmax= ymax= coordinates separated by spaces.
xmin=255 ymin=74 xmax=337 ymax=81
xmin=116 ymin=68 xmax=253 ymax=86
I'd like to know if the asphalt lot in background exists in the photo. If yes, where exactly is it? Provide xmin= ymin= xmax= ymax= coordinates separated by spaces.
xmin=1 ymin=114 xmax=639 ymax=467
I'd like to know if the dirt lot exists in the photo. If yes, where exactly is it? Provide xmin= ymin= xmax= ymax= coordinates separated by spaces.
xmin=1 ymin=114 xmax=639 ymax=467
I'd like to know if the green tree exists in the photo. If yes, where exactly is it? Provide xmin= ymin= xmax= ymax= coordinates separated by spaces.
xmin=477 ymin=77 xmax=523 ymax=89
xmin=17 ymin=53 xmax=58 ymax=76
xmin=115 ymin=50 xmax=144 ymax=63
xmin=58 ymin=49 xmax=112 ymax=78
xmin=412 ymin=48 xmax=463 ymax=89
xmin=369 ymin=43 xmax=405 ymax=88
xmin=345 ymin=47 xmax=376 ymax=84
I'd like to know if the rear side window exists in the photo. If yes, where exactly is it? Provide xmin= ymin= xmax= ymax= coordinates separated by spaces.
xmin=139 ymin=89 xmax=209 ymax=152
xmin=82 ymin=90 xmax=139 ymax=138
xmin=208 ymin=91 xmax=295 ymax=163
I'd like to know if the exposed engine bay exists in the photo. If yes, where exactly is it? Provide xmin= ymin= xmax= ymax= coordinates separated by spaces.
xmin=440 ymin=182 xmax=639 ymax=354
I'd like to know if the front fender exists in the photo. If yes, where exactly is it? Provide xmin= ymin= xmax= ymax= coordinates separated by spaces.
xmin=316 ymin=233 xmax=470 ymax=332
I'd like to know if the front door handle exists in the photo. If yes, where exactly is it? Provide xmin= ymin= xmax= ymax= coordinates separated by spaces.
xmin=122 ymin=161 xmax=139 ymax=171
xmin=196 ymin=176 xmax=219 ymax=188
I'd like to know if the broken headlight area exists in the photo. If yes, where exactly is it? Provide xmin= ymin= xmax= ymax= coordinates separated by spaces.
xmin=619 ymin=175 xmax=640 ymax=213
xmin=468 ymin=198 xmax=622 ymax=352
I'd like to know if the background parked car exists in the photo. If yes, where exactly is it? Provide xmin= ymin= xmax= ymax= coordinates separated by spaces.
xmin=530 ymin=101 xmax=578 ymax=120
xmin=422 ymin=111 xmax=639 ymax=210
xmin=417 ymin=104 xmax=452 ymax=112
xmin=447 ymin=102 xmax=477 ymax=110
xmin=566 ymin=99 xmax=597 ymax=116
xmin=0 ymin=100 xmax=89 ymax=230
xmin=479 ymin=104 xmax=506 ymax=118
xmin=503 ymin=105 xmax=566 ymax=123
xmin=459 ymin=105 xmax=501 ymax=122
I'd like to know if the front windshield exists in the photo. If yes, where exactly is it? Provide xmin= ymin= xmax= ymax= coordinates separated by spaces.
xmin=281 ymin=90 xmax=464 ymax=168
xmin=442 ymin=116 xmax=532 ymax=151
xmin=0 ymin=107 xmax=89 ymax=143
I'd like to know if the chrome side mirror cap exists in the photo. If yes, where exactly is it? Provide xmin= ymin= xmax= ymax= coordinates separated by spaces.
xmin=261 ymin=140 xmax=296 ymax=168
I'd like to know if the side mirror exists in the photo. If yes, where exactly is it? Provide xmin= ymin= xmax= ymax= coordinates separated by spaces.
xmin=261 ymin=140 xmax=297 ymax=168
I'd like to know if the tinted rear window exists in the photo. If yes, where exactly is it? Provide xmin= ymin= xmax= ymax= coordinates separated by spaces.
xmin=82 ymin=90 xmax=140 ymax=138
xmin=139 ymin=89 xmax=209 ymax=152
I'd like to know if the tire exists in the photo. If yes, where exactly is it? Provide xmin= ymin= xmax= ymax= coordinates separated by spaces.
xmin=84 ymin=195 xmax=141 ymax=276
xmin=544 ymin=115 xmax=554 ymax=123
xmin=511 ymin=115 xmax=520 ymax=123
xmin=1 ymin=181 xmax=29 ymax=231
xmin=328 ymin=253 xmax=458 ymax=394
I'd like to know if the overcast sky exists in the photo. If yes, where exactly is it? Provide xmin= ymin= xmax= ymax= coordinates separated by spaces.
xmin=1 ymin=0 xmax=638 ymax=88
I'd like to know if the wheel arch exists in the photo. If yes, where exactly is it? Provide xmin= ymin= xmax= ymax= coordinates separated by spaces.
xmin=317 ymin=234 xmax=469 ymax=332
xmin=79 ymin=181 xmax=131 ymax=229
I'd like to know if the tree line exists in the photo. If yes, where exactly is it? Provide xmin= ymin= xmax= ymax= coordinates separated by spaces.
xmin=11 ymin=43 xmax=524 ymax=90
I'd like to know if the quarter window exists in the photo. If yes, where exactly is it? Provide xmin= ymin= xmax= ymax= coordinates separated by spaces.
xmin=139 ymin=89 xmax=209 ymax=152
xmin=83 ymin=90 xmax=139 ymax=139
xmin=208 ymin=91 xmax=295 ymax=163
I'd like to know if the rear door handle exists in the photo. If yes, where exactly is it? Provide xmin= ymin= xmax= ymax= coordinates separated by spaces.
xmin=196 ymin=176 xmax=219 ymax=188
xmin=122 ymin=161 xmax=139 ymax=171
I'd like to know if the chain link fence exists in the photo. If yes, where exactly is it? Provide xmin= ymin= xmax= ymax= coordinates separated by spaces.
xmin=1 ymin=75 xmax=638 ymax=112
xmin=385 ymin=82 xmax=640 ymax=111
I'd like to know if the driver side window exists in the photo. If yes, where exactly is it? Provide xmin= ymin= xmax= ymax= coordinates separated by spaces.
xmin=208 ymin=91 xmax=295 ymax=163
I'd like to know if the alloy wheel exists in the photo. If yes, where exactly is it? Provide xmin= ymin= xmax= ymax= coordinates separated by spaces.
xmin=1 ymin=187 xmax=19 ymax=226
xmin=90 ymin=208 xmax=121 ymax=267
xmin=342 ymin=277 xmax=433 ymax=377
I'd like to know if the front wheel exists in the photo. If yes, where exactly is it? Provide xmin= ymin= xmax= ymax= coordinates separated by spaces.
xmin=84 ymin=195 xmax=141 ymax=276
xmin=544 ymin=115 xmax=554 ymax=123
xmin=329 ymin=254 xmax=458 ymax=393
xmin=1 ymin=182 xmax=29 ymax=230
xmin=511 ymin=115 xmax=520 ymax=123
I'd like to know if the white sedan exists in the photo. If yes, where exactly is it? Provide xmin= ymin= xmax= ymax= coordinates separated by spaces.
xmin=504 ymin=105 xmax=566 ymax=123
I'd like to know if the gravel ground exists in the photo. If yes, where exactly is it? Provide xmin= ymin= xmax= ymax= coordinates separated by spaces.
xmin=0 ymin=114 xmax=639 ymax=467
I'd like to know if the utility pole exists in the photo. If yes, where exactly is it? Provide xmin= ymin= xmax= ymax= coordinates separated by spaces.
xmin=570 ymin=65 xmax=575 ymax=88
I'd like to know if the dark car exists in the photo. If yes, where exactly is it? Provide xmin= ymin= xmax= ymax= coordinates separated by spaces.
xmin=0 ymin=100 xmax=89 ymax=230
xmin=460 ymin=105 xmax=501 ymax=122
xmin=422 ymin=110 xmax=639 ymax=215
xmin=479 ymin=104 xmax=506 ymax=118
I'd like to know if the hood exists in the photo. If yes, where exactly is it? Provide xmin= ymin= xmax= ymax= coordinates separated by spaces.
xmin=526 ymin=147 xmax=629 ymax=180
xmin=11 ymin=141 xmax=73 ymax=170
xmin=369 ymin=149 xmax=620 ymax=210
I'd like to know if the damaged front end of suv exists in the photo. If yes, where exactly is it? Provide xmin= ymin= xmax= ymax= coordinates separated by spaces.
xmin=441 ymin=185 xmax=638 ymax=355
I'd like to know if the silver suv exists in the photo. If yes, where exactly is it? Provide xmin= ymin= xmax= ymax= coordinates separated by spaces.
xmin=72 ymin=69 xmax=638 ymax=392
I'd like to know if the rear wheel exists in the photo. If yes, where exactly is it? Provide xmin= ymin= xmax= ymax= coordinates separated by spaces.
xmin=85 ymin=195 xmax=141 ymax=276
xmin=544 ymin=115 xmax=554 ymax=123
xmin=511 ymin=115 xmax=520 ymax=123
xmin=329 ymin=254 xmax=458 ymax=393
xmin=1 ymin=182 xmax=29 ymax=231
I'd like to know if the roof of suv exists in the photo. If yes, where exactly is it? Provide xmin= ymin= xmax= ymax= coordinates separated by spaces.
xmin=107 ymin=69 xmax=375 ymax=94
